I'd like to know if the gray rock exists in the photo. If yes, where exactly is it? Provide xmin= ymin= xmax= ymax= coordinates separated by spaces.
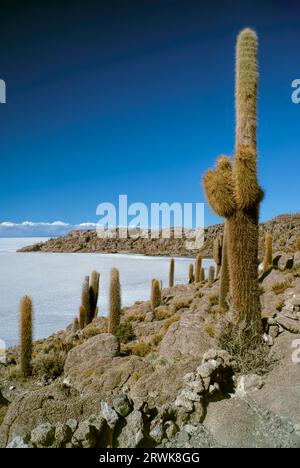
xmin=149 ymin=425 xmax=164 ymax=444
xmin=6 ymin=436 xmax=32 ymax=448
xmin=31 ymin=423 xmax=55 ymax=447
xmin=112 ymin=394 xmax=132 ymax=418
xmin=117 ymin=410 xmax=144 ymax=448
xmin=71 ymin=416 xmax=104 ymax=449
xmin=164 ymin=421 xmax=178 ymax=440
xmin=66 ymin=418 xmax=78 ymax=434
xmin=236 ymin=374 xmax=264 ymax=395
xmin=100 ymin=401 xmax=119 ymax=429
xmin=278 ymin=254 xmax=294 ymax=271
xmin=54 ymin=423 xmax=73 ymax=448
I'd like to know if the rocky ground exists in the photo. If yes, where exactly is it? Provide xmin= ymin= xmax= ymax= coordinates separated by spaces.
xmin=1 ymin=249 xmax=300 ymax=448
xmin=18 ymin=213 xmax=300 ymax=258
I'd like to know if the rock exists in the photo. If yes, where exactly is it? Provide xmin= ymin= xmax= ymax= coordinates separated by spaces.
xmin=100 ymin=402 xmax=119 ymax=429
xmin=263 ymin=333 xmax=274 ymax=347
xmin=174 ymin=393 xmax=194 ymax=412
xmin=236 ymin=374 xmax=264 ymax=395
xmin=66 ymin=418 xmax=78 ymax=433
xmin=145 ymin=311 xmax=154 ymax=322
xmin=261 ymin=291 xmax=281 ymax=318
xmin=117 ymin=410 xmax=144 ymax=448
xmin=294 ymin=252 xmax=300 ymax=268
xmin=149 ymin=425 xmax=164 ymax=444
xmin=54 ymin=423 xmax=73 ymax=448
xmin=112 ymin=394 xmax=132 ymax=418
xmin=30 ymin=423 xmax=55 ymax=448
xmin=159 ymin=312 xmax=214 ymax=360
xmin=275 ymin=316 xmax=300 ymax=334
xmin=278 ymin=254 xmax=294 ymax=271
xmin=71 ymin=416 xmax=104 ymax=448
xmin=6 ymin=436 xmax=32 ymax=448
xmin=65 ymin=334 xmax=119 ymax=371
xmin=197 ymin=361 xmax=218 ymax=378
xmin=164 ymin=421 xmax=178 ymax=440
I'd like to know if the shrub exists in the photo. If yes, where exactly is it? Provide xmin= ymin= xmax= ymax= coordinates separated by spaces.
xmin=151 ymin=333 xmax=164 ymax=346
xmin=209 ymin=293 xmax=219 ymax=306
xmin=154 ymin=309 xmax=169 ymax=321
xmin=116 ymin=322 xmax=135 ymax=344
xmin=33 ymin=351 xmax=66 ymax=379
xmin=204 ymin=325 xmax=216 ymax=337
xmin=129 ymin=342 xmax=152 ymax=357
xmin=272 ymin=279 xmax=293 ymax=295
xmin=126 ymin=313 xmax=146 ymax=322
xmin=163 ymin=315 xmax=180 ymax=332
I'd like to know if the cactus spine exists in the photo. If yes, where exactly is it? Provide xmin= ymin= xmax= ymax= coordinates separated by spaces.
xmin=188 ymin=263 xmax=194 ymax=284
xmin=169 ymin=258 xmax=175 ymax=288
xmin=263 ymin=233 xmax=273 ymax=271
xmin=208 ymin=266 xmax=215 ymax=287
xmin=151 ymin=279 xmax=161 ymax=310
xmin=219 ymin=221 xmax=230 ymax=309
xmin=203 ymin=29 xmax=262 ymax=332
xmin=19 ymin=296 xmax=33 ymax=377
xmin=194 ymin=254 xmax=202 ymax=283
xmin=108 ymin=268 xmax=121 ymax=335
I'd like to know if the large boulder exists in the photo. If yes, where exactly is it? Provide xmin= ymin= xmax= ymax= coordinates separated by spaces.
xmin=159 ymin=311 xmax=214 ymax=361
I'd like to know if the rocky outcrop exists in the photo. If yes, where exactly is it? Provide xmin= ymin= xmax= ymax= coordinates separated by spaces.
xmin=18 ymin=213 xmax=300 ymax=257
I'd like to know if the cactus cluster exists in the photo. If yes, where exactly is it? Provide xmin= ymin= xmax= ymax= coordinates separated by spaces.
xmin=203 ymin=28 xmax=263 ymax=332
xmin=19 ymin=295 xmax=33 ymax=377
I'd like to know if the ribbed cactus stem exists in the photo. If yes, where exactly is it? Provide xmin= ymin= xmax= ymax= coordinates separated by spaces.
xmin=169 ymin=258 xmax=175 ymax=288
xmin=213 ymin=234 xmax=223 ymax=276
xmin=81 ymin=276 xmax=91 ymax=326
xmin=200 ymin=267 xmax=205 ymax=282
xmin=151 ymin=279 xmax=161 ymax=310
xmin=89 ymin=270 xmax=100 ymax=321
xmin=19 ymin=296 xmax=33 ymax=378
xmin=219 ymin=221 xmax=230 ymax=309
xmin=194 ymin=254 xmax=202 ymax=283
xmin=108 ymin=268 xmax=121 ymax=335
xmin=263 ymin=233 xmax=273 ymax=271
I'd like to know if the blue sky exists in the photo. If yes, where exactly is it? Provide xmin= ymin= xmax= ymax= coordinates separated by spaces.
xmin=0 ymin=0 xmax=299 ymax=233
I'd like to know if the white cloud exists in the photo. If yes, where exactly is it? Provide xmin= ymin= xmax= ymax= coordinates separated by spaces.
xmin=0 ymin=221 xmax=96 ymax=237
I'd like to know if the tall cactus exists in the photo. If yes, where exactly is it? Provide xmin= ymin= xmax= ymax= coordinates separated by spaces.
xmin=263 ymin=232 xmax=273 ymax=271
xmin=208 ymin=266 xmax=215 ymax=287
xmin=19 ymin=296 xmax=33 ymax=377
xmin=188 ymin=263 xmax=194 ymax=284
xmin=213 ymin=234 xmax=223 ymax=276
xmin=79 ymin=305 xmax=86 ymax=329
xmin=219 ymin=221 xmax=230 ymax=309
xmin=89 ymin=270 xmax=100 ymax=320
xmin=200 ymin=267 xmax=205 ymax=283
xmin=203 ymin=29 xmax=263 ymax=332
xmin=169 ymin=258 xmax=175 ymax=288
xmin=108 ymin=268 xmax=121 ymax=335
xmin=81 ymin=276 xmax=91 ymax=326
xmin=194 ymin=254 xmax=202 ymax=283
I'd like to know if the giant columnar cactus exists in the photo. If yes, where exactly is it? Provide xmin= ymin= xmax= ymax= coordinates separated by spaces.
xmin=81 ymin=275 xmax=91 ymax=326
xmin=169 ymin=258 xmax=175 ymax=288
xmin=203 ymin=29 xmax=263 ymax=332
xmin=108 ymin=268 xmax=121 ymax=335
xmin=79 ymin=305 xmax=86 ymax=330
xmin=219 ymin=221 xmax=230 ymax=309
xmin=19 ymin=296 xmax=33 ymax=377
xmin=208 ymin=266 xmax=215 ymax=287
xmin=263 ymin=233 xmax=273 ymax=272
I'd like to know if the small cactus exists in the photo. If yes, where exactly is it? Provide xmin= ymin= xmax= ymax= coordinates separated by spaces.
xmin=188 ymin=263 xmax=194 ymax=284
xmin=194 ymin=254 xmax=202 ymax=283
xmin=169 ymin=258 xmax=175 ymax=288
xmin=19 ymin=296 xmax=33 ymax=378
xmin=263 ymin=232 xmax=273 ymax=271
xmin=200 ymin=267 xmax=205 ymax=282
xmin=79 ymin=305 xmax=86 ymax=329
xmin=208 ymin=266 xmax=215 ymax=287
xmin=151 ymin=279 xmax=161 ymax=310
xmin=72 ymin=317 xmax=80 ymax=333
xmin=108 ymin=268 xmax=121 ymax=335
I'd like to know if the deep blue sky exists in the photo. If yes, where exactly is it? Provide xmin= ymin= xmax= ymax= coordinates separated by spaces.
xmin=0 ymin=0 xmax=299 ymax=227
